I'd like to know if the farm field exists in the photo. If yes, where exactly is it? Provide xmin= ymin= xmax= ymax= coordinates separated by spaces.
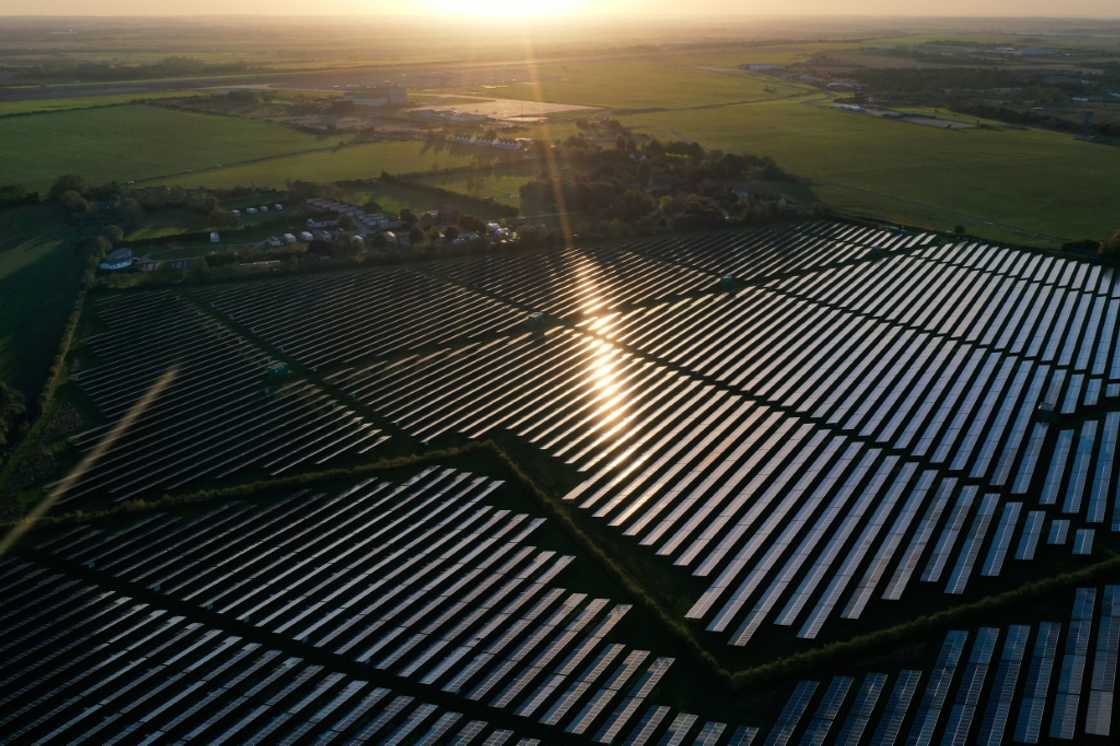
xmin=154 ymin=140 xmax=481 ymax=189
xmin=3 ymin=218 xmax=1120 ymax=743
xmin=0 ymin=205 xmax=82 ymax=399
xmin=0 ymin=104 xmax=342 ymax=191
xmin=410 ymin=169 xmax=532 ymax=208
xmin=454 ymin=58 xmax=811 ymax=110
xmin=0 ymin=90 xmax=209 ymax=117
xmin=334 ymin=179 xmax=521 ymax=219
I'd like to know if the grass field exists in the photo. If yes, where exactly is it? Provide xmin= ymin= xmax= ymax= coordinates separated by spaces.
xmin=456 ymin=59 xmax=809 ymax=111
xmin=0 ymin=205 xmax=82 ymax=399
xmin=339 ymin=179 xmax=521 ymax=219
xmin=155 ymin=141 xmax=481 ymax=189
xmin=410 ymin=170 xmax=531 ymax=208
xmin=0 ymin=105 xmax=342 ymax=191
xmin=621 ymin=99 xmax=1120 ymax=243
xmin=0 ymin=91 xmax=209 ymax=117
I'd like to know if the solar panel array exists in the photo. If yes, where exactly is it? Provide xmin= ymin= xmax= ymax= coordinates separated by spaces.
xmin=763 ymin=585 xmax=1120 ymax=745
xmin=313 ymin=220 xmax=1120 ymax=647
xmin=14 ymin=468 xmax=743 ymax=743
xmin=189 ymin=266 xmax=529 ymax=370
xmin=59 ymin=292 xmax=387 ymax=503
xmin=618 ymin=222 xmax=940 ymax=282
xmin=0 ymin=555 xmax=540 ymax=746
xmin=425 ymin=244 xmax=716 ymax=319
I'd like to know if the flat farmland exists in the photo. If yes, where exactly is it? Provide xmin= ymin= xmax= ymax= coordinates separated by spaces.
xmin=0 ymin=90 xmax=209 ymax=117
xmin=621 ymin=99 xmax=1120 ymax=243
xmin=0 ymin=104 xmax=342 ymax=190
xmin=410 ymin=168 xmax=532 ymax=207
xmin=455 ymin=59 xmax=810 ymax=110
xmin=155 ymin=140 xmax=481 ymax=189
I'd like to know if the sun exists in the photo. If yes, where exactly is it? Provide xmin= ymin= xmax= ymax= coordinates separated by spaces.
xmin=427 ymin=0 xmax=584 ymax=18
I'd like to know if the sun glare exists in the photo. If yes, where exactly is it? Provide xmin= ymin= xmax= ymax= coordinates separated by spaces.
xmin=427 ymin=0 xmax=584 ymax=18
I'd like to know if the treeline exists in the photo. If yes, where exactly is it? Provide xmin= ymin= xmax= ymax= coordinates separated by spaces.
xmin=0 ymin=185 xmax=40 ymax=210
xmin=7 ymin=56 xmax=256 ymax=84
xmin=953 ymin=102 xmax=1120 ymax=137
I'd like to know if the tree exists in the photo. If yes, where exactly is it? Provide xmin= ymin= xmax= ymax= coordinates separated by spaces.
xmin=49 ymin=174 xmax=84 ymax=201
xmin=101 ymin=224 xmax=125 ymax=243
xmin=93 ymin=235 xmax=113 ymax=257
xmin=1101 ymin=229 xmax=1120 ymax=260
xmin=208 ymin=208 xmax=238 ymax=228
xmin=444 ymin=225 xmax=460 ymax=242
xmin=458 ymin=214 xmax=486 ymax=234
xmin=400 ymin=209 xmax=418 ymax=227
xmin=116 ymin=197 xmax=145 ymax=229
xmin=59 ymin=189 xmax=91 ymax=214
xmin=610 ymin=189 xmax=656 ymax=222
xmin=338 ymin=214 xmax=358 ymax=231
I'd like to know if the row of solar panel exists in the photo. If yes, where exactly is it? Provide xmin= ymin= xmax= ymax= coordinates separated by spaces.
xmin=763 ymin=585 xmax=1119 ymax=745
xmin=620 ymin=222 xmax=937 ymax=284
xmin=30 ymin=468 xmax=745 ymax=743
xmin=0 ymin=556 xmax=544 ymax=746
xmin=329 ymin=322 xmax=1108 ymax=645
xmin=60 ymin=292 xmax=387 ymax=503
xmin=186 ymin=220 xmax=942 ymax=382
xmin=190 ymin=266 xmax=529 ymax=371
xmin=1035 ymin=413 xmax=1120 ymax=530
xmin=909 ymin=240 xmax=1120 ymax=299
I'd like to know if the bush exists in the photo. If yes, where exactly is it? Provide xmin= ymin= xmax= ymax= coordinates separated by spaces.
xmin=59 ymin=189 xmax=91 ymax=214
xmin=49 ymin=174 xmax=84 ymax=201
xmin=1101 ymin=229 xmax=1120 ymax=260
xmin=0 ymin=382 xmax=27 ymax=450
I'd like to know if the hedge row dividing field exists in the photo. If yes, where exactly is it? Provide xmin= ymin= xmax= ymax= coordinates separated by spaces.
xmin=3 ymin=469 xmax=754 ymax=744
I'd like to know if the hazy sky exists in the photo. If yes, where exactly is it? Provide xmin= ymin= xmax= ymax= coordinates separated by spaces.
xmin=4 ymin=1 xmax=1119 ymax=17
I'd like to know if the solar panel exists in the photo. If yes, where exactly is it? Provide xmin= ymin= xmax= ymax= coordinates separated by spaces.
xmin=764 ymin=681 xmax=817 ymax=746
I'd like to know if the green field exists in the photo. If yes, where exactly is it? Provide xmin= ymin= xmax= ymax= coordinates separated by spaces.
xmin=0 ymin=91 xmax=210 ymax=117
xmin=0 ymin=205 xmax=82 ymax=399
xmin=620 ymin=99 xmax=1120 ymax=243
xmin=411 ymin=170 xmax=530 ymax=208
xmin=0 ymin=105 xmax=341 ymax=192
xmin=457 ymin=59 xmax=809 ymax=111
xmin=155 ymin=141 xmax=481 ymax=189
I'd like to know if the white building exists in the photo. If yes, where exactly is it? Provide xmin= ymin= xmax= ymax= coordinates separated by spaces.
xmin=99 ymin=248 xmax=134 ymax=272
